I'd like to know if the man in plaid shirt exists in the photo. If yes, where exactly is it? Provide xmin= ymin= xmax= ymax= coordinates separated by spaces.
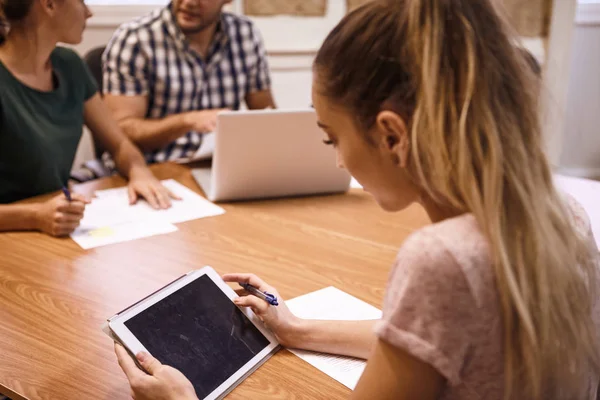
xmin=103 ymin=0 xmax=276 ymax=164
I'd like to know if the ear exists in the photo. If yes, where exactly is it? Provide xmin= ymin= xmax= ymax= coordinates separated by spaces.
xmin=375 ymin=111 xmax=409 ymax=167
xmin=39 ymin=0 xmax=58 ymax=16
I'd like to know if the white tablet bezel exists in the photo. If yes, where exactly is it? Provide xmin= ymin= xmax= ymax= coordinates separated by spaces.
xmin=108 ymin=266 xmax=279 ymax=400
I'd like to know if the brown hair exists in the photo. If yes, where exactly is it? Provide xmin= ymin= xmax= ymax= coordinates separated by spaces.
xmin=0 ymin=0 xmax=35 ymax=45
xmin=315 ymin=1 xmax=599 ymax=399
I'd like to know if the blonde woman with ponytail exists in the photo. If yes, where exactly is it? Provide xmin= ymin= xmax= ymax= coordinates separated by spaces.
xmin=115 ymin=1 xmax=600 ymax=399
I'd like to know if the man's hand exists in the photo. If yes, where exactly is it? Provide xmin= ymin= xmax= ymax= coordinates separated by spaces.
xmin=184 ymin=109 xmax=229 ymax=133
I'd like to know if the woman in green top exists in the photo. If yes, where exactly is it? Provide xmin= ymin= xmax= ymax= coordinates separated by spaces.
xmin=0 ymin=0 xmax=177 ymax=237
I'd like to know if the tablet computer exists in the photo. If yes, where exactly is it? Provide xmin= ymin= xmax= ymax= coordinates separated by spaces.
xmin=104 ymin=266 xmax=280 ymax=400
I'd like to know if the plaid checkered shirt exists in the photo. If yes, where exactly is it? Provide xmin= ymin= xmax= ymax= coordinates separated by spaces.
xmin=102 ymin=3 xmax=271 ymax=163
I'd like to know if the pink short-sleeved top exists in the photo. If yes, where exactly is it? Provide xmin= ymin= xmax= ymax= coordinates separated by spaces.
xmin=374 ymin=197 xmax=600 ymax=399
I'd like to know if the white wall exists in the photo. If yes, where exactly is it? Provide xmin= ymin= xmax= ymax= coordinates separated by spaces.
xmin=557 ymin=2 xmax=600 ymax=179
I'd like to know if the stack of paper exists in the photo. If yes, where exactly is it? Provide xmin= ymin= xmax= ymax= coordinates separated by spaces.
xmin=71 ymin=179 xmax=224 ymax=249
xmin=175 ymin=132 xmax=215 ymax=163
xmin=285 ymin=287 xmax=382 ymax=390
xmin=94 ymin=179 xmax=225 ymax=224
xmin=69 ymin=194 xmax=178 ymax=249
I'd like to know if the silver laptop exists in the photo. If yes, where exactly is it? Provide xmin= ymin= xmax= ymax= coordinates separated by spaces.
xmin=191 ymin=109 xmax=351 ymax=202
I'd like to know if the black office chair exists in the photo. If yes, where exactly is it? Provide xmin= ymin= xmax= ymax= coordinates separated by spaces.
xmin=84 ymin=46 xmax=105 ymax=93
xmin=71 ymin=46 xmax=113 ymax=183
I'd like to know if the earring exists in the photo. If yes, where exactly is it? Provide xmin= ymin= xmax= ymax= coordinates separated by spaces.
xmin=391 ymin=154 xmax=400 ymax=166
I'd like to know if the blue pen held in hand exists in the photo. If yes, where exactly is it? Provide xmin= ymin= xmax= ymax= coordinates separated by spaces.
xmin=238 ymin=282 xmax=279 ymax=306
xmin=61 ymin=186 xmax=72 ymax=202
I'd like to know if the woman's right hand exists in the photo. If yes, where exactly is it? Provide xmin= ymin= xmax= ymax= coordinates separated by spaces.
xmin=34 ymin=193 xmax=90 ymax=237
xmin=222 ymin=273 xmax=302 ymax=348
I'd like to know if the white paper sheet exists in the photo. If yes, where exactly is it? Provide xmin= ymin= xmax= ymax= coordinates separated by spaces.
xmin=73 ymin=194 xmax=148 ymax=229
xmin=192 ymin=132 xmax=215 ymax=161
xmin=175 ymin=132 xmax=215 ymax=163
xmin=285 ymin=287 xmax=382 ymax=390
xmin=350 ymin=177 xmax=362 ymax=189
xmin=71 ymin=191 xmax=178 ymax=249
xmin=71 ymin=218 xmax=177 ymax=250
xmin=71 ymin=180 xmax=224 ymax=249
xmin=95 ymin=179 xmax=225 ymax=224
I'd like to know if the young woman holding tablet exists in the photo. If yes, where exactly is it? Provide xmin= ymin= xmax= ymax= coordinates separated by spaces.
xmin=116 ymin=1 xmax=600 ymax=398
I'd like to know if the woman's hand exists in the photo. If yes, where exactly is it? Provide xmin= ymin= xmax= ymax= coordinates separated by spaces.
xmin=128 ymin=167 xmax=180 ymax=210
xmin=115 ymin=343 xmax=198 ymax=400
xmin=222 ymin=273 xmax=302 ymax=348
xmin=34 ymin=193 xmax=90 ymax=237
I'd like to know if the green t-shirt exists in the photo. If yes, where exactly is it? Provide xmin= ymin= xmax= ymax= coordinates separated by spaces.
xmin=0 ymin=47 xmax=97 ymax=203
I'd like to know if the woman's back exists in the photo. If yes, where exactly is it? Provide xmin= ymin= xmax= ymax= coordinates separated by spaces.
xmin=376 ymin=194 xmax=600 ymax=399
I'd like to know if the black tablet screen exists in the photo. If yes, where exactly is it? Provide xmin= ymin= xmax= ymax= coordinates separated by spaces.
xmin=124 ymin=274 xmax=271 ymax=398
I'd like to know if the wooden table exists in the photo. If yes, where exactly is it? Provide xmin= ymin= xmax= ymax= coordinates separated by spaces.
xmin=0 ymin=163 xmax=429 ymax=400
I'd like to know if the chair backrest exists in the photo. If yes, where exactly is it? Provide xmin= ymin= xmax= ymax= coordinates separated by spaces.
xmin=84 ymin=46 xmax=106 ymax=96
xmin=83 ymin=46 xmax=106 ymax=158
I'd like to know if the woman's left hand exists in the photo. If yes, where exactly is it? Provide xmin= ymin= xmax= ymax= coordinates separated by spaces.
xmin=128 ymin=168 xmax=180 ymax=209
xmin=115 ymin=343 xmax=198 ymax=400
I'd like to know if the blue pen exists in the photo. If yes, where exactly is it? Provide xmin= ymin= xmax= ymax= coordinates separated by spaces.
xmin=239 ymin=282 xmax=279 ymax=306
xmin=61 ymin=186 xmax=72 ymax=202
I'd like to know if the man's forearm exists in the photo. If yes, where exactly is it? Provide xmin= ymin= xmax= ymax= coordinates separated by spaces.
xmin=119 ymin=113 xmax=193 ymax=152
xmin=0 ymin=204 xmax=39 ymax=232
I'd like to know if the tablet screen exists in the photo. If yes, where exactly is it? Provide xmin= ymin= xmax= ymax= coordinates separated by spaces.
xmin=124 ymin=274 xmax=271 ymax=398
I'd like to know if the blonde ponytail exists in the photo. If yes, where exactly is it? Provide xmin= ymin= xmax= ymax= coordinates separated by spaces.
xmin=315 ymin=0 xmax=600 ymax=398
xmin=404 ymin=2 xmax=599 ymax=397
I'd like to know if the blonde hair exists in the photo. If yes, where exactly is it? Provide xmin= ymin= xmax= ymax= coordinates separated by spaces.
xmin=314 ymin=0 xmax=600 ymax=398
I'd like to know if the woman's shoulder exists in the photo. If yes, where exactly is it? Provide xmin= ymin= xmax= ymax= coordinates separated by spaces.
xmin=392 ymin=214 xmax=493 ymax=307
xmin=51 ymin=47 xmax=86 ymax=70
xmin=562 ymin=193 xmax=594 ymax=240
xmin=399 ymin=214 xmax=490 ymax=268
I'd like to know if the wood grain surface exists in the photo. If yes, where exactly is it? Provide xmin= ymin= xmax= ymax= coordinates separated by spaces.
xmin=0 ymin=163 xmax=429 ymax=400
